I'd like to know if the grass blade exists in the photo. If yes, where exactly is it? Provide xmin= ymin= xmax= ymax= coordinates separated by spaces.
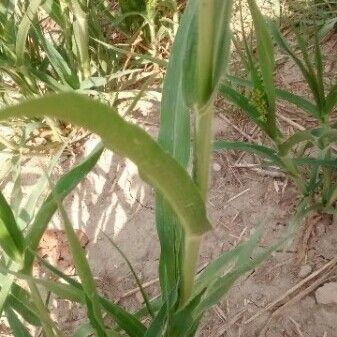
xmin=22 ymin=143 xmax=103 ymax=272
xmin=73 ymin=323 xmax=95 ymax=337
xmin=270 ymin=23 xmax=324 ymax=118
xmin=36 ymin=255 xmax=147 ymax=337
xmin=278 ymin=130 xmax=317 ymax=156
xmin=275 ymin=88 xmax=319 ymax=118
xmin=324 ymin=83 xmax=337 ymax=115
xmin=51 ymin=192 xmax=108 ymax=336
xmin=5 ymin=307 xmax=33 ymax=337
xmin=6 ymin=291 xmax=40 ymax=326
xmin=155 ymin=0 xmax=194 ymax=305
xmin=220 ymin=85 xmax=276 ymax=139
xmin=247 ymin=0 xmax=277 ymax=137
xmin=18 ymin=145 xmax=65 ymax=225
xmin=0 ymin=192 xmax=24 ymax=263
xmin=225 ymin=75 xmax=319 ymax=118
xmin=102 ymin=231 xmax=154 ymax=317
xmin=214 ymin=140 xmax=281 ymax=165
xmin=71 ymin=0 xmax=90 ymax=79
xmin=16 ymin=0 xmax=43 ymax=67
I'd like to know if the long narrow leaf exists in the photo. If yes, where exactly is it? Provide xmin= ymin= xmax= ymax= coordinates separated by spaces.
xmin=0 ymin=192 xmax=24 ymax=262
xmin=0 ymin=93 xmax=210 ymax=239
xmin=247 ymin=0 xmax=277 ymax=136
xmin=53 ymin=197 xmax=107 ymax=336
xmin=220 ymin=85 xmax=270 ymax=136
xmin=5 ymin=307 xmax=33 ymax=337
xmin=23 ymin=143 xmax=103 ymax=272
xmin=214 ymin=140 xmax=281 ymax=165
xmin=36 ymin=254 xmax=147 ymax=337
xmin=16 ymin=0 xmax=43 ymax=66
xmin=156 ymin=0 xmax=195 ymax=305
xmin=324 ymin=83 xmax=337 ymax=115
xmin=225 ymin=75 xmax=319 ymax=118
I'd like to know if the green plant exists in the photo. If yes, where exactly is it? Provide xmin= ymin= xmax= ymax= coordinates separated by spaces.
xmin=0 ymin=1 xmax=301 ymax=336
xmin=217 ymin=2 xmax=337 ymax=214
xmin=281 ymin=0 xmax=337 ymax=38
xmin=0 ymin=0 xmax=167 ymax=106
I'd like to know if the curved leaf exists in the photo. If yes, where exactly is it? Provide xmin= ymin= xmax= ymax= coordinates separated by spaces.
xmin=214 ymin=140 xmax=281 ymax=165
xmin=0 ymin=192 xmax=24 ymax=262
xmin=225 ymin=75 xmax=319 ymax=118
xmin=16 ymin=0 xmax=43 ymax=66
xmin=23 ymin=143 xmax=103 ymax=272
xmin=276 ymin=88 xmax=319 ymax=118
xmin=0 ymin=93 xmax=210 ymax=238
xmin=36 ymin=255 xmax=146 ymax=337
xmin=5 ymin=307 xmax=33 ymax=337
xmin=247 ymin=0 xmax=276 ymax=125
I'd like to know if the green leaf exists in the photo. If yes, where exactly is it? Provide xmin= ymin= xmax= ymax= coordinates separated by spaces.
xmin=226 ymin=75 xmax=319 ymax=118
xmin=156 ymin=0 xmax=194 ymax=304
xmin=324 ymin=83 xmax=337 ymax=115
xmin=194 ymin=245 xmax=243 ymax=295
xmin=182 ymin=0 xmax=233 ymax=108
xmin=92 ymin=37 xmax=167 ymax=67
xmin=196 ymin=239 xmax=280 ymax=316
xmin=0 ymin=271 xmax=15 ymax=315
xmin=5 ymin=307 xmax=33 ymax=337
xmin=103 ymin=231 xmax=154 ymax=317
xmin=36 ymin=254 xmax=147 ymax=337
xmin=73 ymin=323 xmax=95 ymax=337
xmin=294 ymin=157 xmax=337 ymax=168
xmin=38 ymin=34 xmax=79 ymax=88
xmin=16 ymin=0 xmax=43 ymax=66
xmin=270 ymin=23 xmax=324 ymax=117
xmin=144 ymin=288 xmax=178 ymax=337
xmin=219 ymin=85 xmax=278 ymax=140
xmin=214 ymin=140 xmax=281 ymax=165
xmin=247 ymin=0 xmax=276 ymax=133
xmin=100 ymin=298 xmax=146 ymax=337
xmin=6 ymin=289 xmax=40 ymax=326
xmin=0 ymin=192 xmax=24 ymax=262
xmin=276 ymin=88 xmax=319 ymax=118
xmin=48 ymin=183 xmax=107 ymax=336
xmin=317 ymin=129 xmax=337 ymax=149
xmin=278 ymin=130 xmax=317 ymax=156
xmin=166 ymin=290 xmax=205 ymax=337
xmin=71 ymin=0 xmax=90 ymax=78
xmin=36 ymin=278 xmax=85 ymax=304
xmin=0 ymin=93 xmax=210 ymax=238
xmin=18 ymin=145 xmax=64 ymax=225
xmin=313 ymin=23 xmax=325 ymax=108
xmin=22 ymin=143 xmax=103 ymax=272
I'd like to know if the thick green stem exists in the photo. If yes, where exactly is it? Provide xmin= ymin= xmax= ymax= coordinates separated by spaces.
xmin=180 ymin=101 xmax=214 ymax=307
xmin=180 ymin=235 xmax=202 ymax=306
xmin=193 ymin=101 xmax=214 ymax=199
xmin=180 ymin=0 xmax=216 ymax=307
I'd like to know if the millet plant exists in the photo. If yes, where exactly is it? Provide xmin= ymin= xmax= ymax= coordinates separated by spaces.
xmin=0 ymin=1 xmax=299 ymax=336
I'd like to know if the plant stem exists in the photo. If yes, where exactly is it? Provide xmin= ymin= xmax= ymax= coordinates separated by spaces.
xmin=180 ymin=234 xmax=202 ymax=306
xmin=180 ymin=0 xmax=216 ymax=307
xmin=180 ymin=101 xmax=214 ymax=307
xmin=193 ymin=101 xmax=214 ymax=199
